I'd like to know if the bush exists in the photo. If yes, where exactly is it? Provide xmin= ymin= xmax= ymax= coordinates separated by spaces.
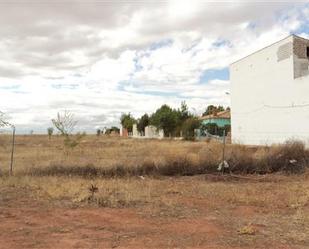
xmin=182 ymin=118 xmax=200 ymax=140
xmin=265 ymin=140 xmax=308 ymax=174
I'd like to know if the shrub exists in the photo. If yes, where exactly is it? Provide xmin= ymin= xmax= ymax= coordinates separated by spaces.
xmin=182 ymin=118 xmax=200 ymax=140
xmin=265 ymin=140 xmax=308 ymax=174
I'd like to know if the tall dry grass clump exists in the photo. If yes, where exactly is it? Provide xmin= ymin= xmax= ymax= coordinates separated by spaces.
xmin=259 ymin=140 xmax=309 ymax=173
xmin=1 ymin=136 xmax=309 ymax=177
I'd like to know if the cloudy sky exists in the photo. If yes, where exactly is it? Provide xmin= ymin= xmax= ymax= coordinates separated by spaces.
xmin=0 ymin=0 xmax=308 ymax=133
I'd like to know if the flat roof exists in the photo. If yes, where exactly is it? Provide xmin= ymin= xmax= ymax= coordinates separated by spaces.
xmin=230 ymin=34 xmax=309 ymax=66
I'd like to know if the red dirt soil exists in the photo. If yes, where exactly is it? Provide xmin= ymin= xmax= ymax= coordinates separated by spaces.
xmin=0 ymin=198 xmax=300 ymax=249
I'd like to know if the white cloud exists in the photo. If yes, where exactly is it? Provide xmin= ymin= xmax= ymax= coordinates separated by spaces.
xmin=0 ymin=1 xmax=308 ymax=133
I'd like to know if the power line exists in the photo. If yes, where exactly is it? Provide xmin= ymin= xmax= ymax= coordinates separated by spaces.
xmin=264 ymin=103 xmax=309 ymax=109
xmin=233 ymin=102 xmax=309 ymax=115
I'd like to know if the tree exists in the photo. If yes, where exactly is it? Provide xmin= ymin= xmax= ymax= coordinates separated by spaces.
xmin=52 ymin=110 xmax=77 ymax=136
xmin=120 ymin=113 xmax=136 ymax=133
xmin=105 ymin=126 xmax=120 ymax=134
xmin=52 ymin=111 xmax=83 ymax=151
xmin=47 ymin=127 xmax=54 ymax=140
xmin=182 ymin=117 xmax=201 ymax=140
xmin=176 ymin=101 xmax=194 ymax=136
xmin=0 ymin=111 xmax=12 ymax=128
xmin=150 ymin=104 xmax=179 ymax=137
xmin=96 ymin=129 xmax=101 ymax=136
xmin=137 ymin=114 xmax=149 ymax=134
xmin=202 ymin=105 xmax=225 ymax=116
xmin=179 ymin=101 xmax=190 ymax=122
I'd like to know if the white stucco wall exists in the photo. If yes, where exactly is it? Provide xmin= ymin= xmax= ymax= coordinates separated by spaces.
xmin=231 ymin=35 xmax=309 ymax=145
xmin=145 ymin=125 xmax=164 ymax=139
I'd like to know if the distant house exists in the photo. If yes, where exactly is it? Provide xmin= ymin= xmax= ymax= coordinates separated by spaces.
xmin=132 ymin=124 xmax=164 ymax=139
xmin=120 ymin=127 xmax=129 ymax=137
xmin=200 ymin=110 xmax=231 ymax=128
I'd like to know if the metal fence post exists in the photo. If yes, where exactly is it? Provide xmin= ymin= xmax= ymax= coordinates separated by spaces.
xmin=10 ymin=126 xmax=15 ymax=176
xmin=221 ymin=130 xmax=226 ymax=174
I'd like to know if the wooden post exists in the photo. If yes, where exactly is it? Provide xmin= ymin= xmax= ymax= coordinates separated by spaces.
xmin=10 ymin=126 xmax=15 ymax=176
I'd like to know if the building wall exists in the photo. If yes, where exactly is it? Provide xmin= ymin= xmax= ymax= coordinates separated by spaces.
xmin=132 ymin=124 xmax=139 ymax=137
xmin=145 ymin=125 xmax=164 ymax=139
xmin=231 ymin=35 xmax=309 ymax=145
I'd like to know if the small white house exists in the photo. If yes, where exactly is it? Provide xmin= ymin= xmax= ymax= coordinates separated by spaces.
xmin=231 ymin=35 xmax=309 ymax=145
xmin=132 ymin=124 xmax=164 ymax=139
xmin=144 ymin=125 xmax=164 ymax=139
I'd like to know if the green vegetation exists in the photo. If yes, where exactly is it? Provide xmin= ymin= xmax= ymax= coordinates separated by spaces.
xmin=120 ymin=113 xmax=136 ymax=133
xmin=150 ymin=104 xmax=179 ymax=137
xmin=202 ymin=105 xmax=230 ymax=116
xmin=136 ymin=114 xmax=149 ymax=134
xmin=119 ymin=102 xmax=231 ymax=139
xmin=47 ymin=127 xmax=54 ymax=139
xmin=105 ymin=126 xmax=120 ymax=134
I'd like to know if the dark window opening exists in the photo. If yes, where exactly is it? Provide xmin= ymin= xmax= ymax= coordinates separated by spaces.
xmin=307 ymin=47 xmax=309 ymax=58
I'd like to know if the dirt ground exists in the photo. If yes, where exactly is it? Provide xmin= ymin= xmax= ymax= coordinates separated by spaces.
xmin=0 ymin=136 xmax=308 ymax=248
xmin=1 ymin=176 xmax=308 ymax=249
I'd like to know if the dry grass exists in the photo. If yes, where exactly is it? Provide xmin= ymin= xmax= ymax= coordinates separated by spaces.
xmin=1 ymin=135 xmax=309 ymax=248
xmin=0 ymin=135 xmax=307 ymax=177
xmin=1 ymin=172 xmax=309 ymax=246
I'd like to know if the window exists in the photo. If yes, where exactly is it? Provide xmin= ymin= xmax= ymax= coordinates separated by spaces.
xmin=307 ymin=47 xmax=309 ymax=58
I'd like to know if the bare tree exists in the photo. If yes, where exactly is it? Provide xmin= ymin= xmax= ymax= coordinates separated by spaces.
xmin=0 ymin=111 xmax=13 ymax=128
xmin=52 ymin=110 xmax=77 ymax=136
xmin=0 ymin=111 xmax=15 ymax=175
xmin=51 ymin=110 xmax=83 ymax=152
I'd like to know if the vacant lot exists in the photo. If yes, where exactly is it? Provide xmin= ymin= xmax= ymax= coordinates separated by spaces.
xmin=0 ymin=135 xmax=308 ymax=248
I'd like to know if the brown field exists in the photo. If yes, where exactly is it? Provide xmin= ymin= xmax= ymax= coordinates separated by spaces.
xmin=0 ymin=135 xmax=309 ymax=249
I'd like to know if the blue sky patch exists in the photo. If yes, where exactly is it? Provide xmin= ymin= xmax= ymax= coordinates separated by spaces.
xmin=0 ymin=84 xmax=20 ymax=90
xmin=212 ymin=39 xmax=232 ymax=48
xmin=295 ymin=23 xmax=309 ymax=36
xmin=199 ymin=68 xmax=229 ymax=83
xmin=51 ymin=83 xmax=79 ymax=90
xmin=149 ymin=39 xmax=173 ymax=51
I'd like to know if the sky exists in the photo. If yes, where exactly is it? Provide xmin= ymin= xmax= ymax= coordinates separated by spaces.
xmin=0 ymin=0 xmax=308 ymax=133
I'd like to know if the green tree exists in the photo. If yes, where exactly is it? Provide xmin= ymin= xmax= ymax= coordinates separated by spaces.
xmin=182 ymin=117 xmax=200 ymax=140
xmin=137 ymin=114 xmax=149 ymax=134
xmin=120 ymin=113 xmax=136 ymax=133
xmin=47 ymin=127 xmax=54 ymax=140
xmin=96 ymin=129 xmax=101 ymax=136
xmin=150 ymin=104 xmax=179 ymax=137
xmin=203 ymin=105 xmax=225 ymax=116
xmin=179 ymin=101 xmax=190 ymax=122
xmin=176 ymin=101 xmax=194 ymax=136
xmin=105 ymin=126 xmax=120 ymax=134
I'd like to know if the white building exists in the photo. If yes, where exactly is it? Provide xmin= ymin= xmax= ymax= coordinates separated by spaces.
xmin=231 ymin=35 xmax=309 ymax=145
xmin=145 ymin=125 xmax=164 ymax=139
xmin=131 ymin=124 xmax=164 ymax=139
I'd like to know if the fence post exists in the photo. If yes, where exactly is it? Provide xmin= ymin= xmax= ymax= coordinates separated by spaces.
xmin=10 ymin=126 xmax=15 ymax=176
xmin=221 ymin=130 xmax=226 ymax=174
